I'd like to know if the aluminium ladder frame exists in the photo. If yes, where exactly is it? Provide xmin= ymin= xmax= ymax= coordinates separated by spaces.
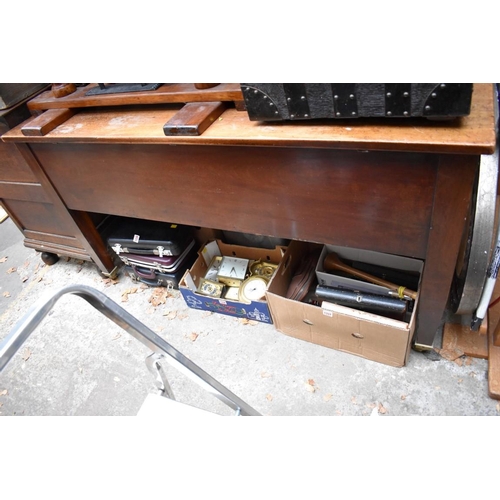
xmin=0 ymin=284 xmax=260 ymax=416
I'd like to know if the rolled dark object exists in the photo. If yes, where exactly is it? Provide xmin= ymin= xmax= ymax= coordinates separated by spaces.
xmin=315 ymin=286 xmax=407 ymax=314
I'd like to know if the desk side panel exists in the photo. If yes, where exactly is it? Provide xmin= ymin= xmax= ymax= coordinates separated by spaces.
xmin=0 ymin=127 xmax=87 ymax=257
xmin=30 ymin=144 xmax=436 ymax=259
xmin=0 ymin=140 xmax=37 ymax=183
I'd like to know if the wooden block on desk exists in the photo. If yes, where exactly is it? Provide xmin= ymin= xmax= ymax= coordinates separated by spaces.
xmin=442 ymin=320 xmax=488 ymax=359
xmin=163 ymin=101 xmax=226 ymax=136
xmin=194 ymin=83 xmax=220 ymax=90
xmin=21 ymin=108 xmax=74 ymax=136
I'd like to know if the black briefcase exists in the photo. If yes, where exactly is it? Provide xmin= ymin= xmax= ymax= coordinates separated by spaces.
xmin=240 ymin=83 xmax=473 ymax=121
xmin=107 ymin=217 xmax=194 ymax=257
xmin=117 ymin=240 xmax=196 ymax=273
xmin=123 ymin=241 xmax=198 ymax=289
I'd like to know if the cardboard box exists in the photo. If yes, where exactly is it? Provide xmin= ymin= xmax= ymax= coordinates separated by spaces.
xmin=179 ymin=240 xmax=285 ymax=324
xmin=266 ymin=241 xmax=424 ymax=367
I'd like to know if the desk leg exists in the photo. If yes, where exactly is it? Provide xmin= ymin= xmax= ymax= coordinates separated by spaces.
xmin=14 ymin=144 xmax=116 ymax=275
xmin=70 ymin=210 xmax=117 ymax=276
xmin=415 ymin=154 xmax=479 ymax=348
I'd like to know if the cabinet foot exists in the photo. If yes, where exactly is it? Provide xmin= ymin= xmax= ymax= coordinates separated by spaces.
xmin=100 ymin=265 xmax=119 ymax=280
xmin=41 ymin=252 xmax=59 ymax=266
xmin=412 ymin=342 xmax=434 ymax=352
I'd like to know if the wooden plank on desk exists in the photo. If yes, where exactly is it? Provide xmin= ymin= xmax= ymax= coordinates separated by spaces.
xmin=21 ymin=108 xmax=74 ymax=136
xmin=163 ymin=102 xmax=226 ymax=136
xmin=27 ymin=83 xmax=243 ymax=111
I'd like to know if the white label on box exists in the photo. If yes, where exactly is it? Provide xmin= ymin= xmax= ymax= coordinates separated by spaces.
xmin=133 ymin=234 xmax=140 ymax=243
xmin=205 ymin=257 xmax=222 ymax=281
xmin=201 ymin=241 xmax=221 ymax=266
xmin=184 ymin=272 xmax=197 ymax=291
xmin=322 ymin=309 xmax=333 ymax=317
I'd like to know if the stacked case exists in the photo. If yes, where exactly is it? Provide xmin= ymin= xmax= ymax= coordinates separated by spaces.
xmin=106 ymin=217 xmax=198 ymax=289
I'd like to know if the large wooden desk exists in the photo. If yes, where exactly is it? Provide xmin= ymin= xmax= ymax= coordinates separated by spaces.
xmin=1 ymin=84 xmax=497 ymax=347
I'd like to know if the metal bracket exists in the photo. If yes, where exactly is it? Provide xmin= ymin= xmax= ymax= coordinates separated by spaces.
xmin=331 ymin=84 xmax=358 ymax=118
xmin=241 ymin=86 xmax=282 ymax=120
xmin=423 ymin=83 xmax=474 ymax=117
xmin=111 ymin=243 xmax=123 ymax=255
xmin=101 ymin=265 xmax=119 ymax=280
xmin=384 ymin=84 xmax=412 ymax=117
xmin=145 ymin=352 xmax=175 ymax=399
xmin=283 ymin=84 xmax=311 ymax=120
xmin=413 ymin=342 xmax=434 ymax=352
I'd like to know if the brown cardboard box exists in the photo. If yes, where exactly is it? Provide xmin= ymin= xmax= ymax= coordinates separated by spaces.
xmin=266 ymin=241 xmax=423 ymax=367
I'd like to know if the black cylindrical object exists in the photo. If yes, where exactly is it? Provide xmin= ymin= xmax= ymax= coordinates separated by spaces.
xmin=315 ymin=286 xmax=407 ymax=314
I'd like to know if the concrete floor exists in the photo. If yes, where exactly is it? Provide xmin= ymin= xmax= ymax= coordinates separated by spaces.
xmin=0 ymin=215 xmax=499 ymax=417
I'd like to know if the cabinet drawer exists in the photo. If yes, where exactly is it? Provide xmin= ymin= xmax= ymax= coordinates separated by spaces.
xmin=2 ymin=198 xmax=84 ymax=244
xmin=23 ymin=229 xmax=84 ymax=249
xmin=0 ymin=141 xmax=37 ymax=183
xmin=24 ymin=237 xmax=89 ymax=259
xmin=0 ymin=180 xmax=49 ymax=203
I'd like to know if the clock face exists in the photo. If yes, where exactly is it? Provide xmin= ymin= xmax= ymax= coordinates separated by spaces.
xmin=217 ymin=257 xmax=248 ymax=281
xmin=205 ymin=256 xmax=222 ymax=281
xmin=239 ymin=276 xmax=268 ymax=303
xmin=250 ymin=261 xmax=278 ymax=280
xmin=198 ymin=279 xmax=224 ymax=298
xmin=224 ymin=286 xmax=240 ymax=301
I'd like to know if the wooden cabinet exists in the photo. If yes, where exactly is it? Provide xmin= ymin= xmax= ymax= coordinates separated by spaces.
xmin=0 ymin=97 xmax=115 ymax=271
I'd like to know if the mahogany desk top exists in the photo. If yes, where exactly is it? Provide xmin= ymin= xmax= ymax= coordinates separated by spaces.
xmin=2 ymin=83 xmax=497 ymax=348
xmin=3 ymin=83 xmax=496 ymax=153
